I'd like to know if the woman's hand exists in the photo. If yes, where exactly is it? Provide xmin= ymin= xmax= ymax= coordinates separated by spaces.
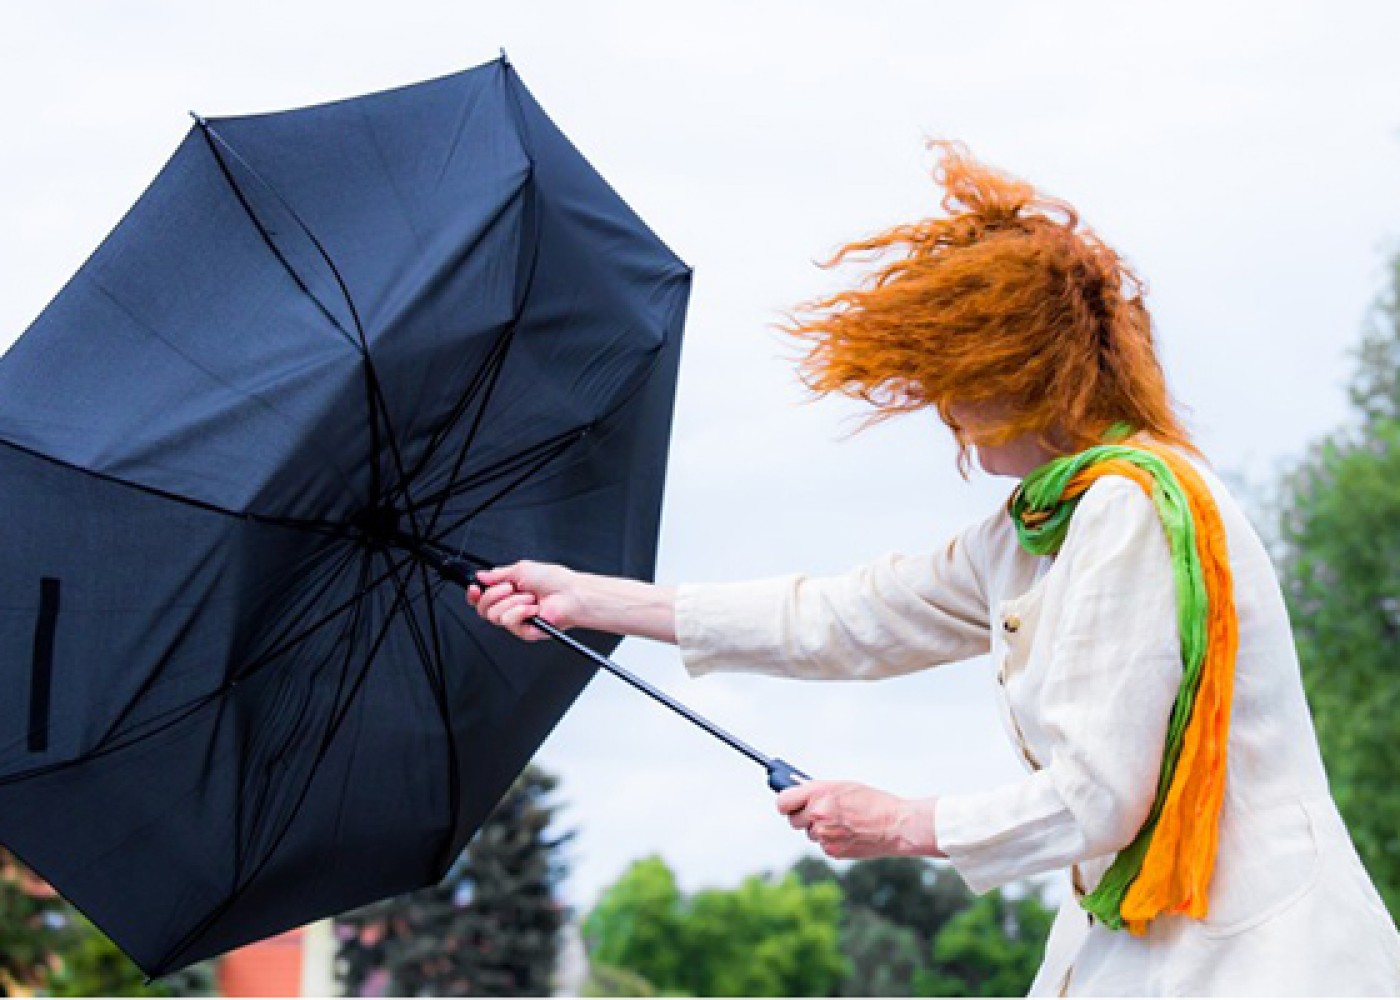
xmin=776 ymin=779 xmax=944 ymax=860
xmin=466 ymin=561 xmax=583 ymax=642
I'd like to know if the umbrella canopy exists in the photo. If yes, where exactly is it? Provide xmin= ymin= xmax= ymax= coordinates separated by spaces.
xmin=0 ymin=55 xmax=689 ymax=976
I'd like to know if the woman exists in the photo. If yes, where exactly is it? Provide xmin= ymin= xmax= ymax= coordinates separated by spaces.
xmin=467 ymin=143 xmax=1400 ymax=995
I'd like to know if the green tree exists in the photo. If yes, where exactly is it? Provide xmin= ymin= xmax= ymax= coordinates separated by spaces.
xmin=837 ymin=906 xmax=925 ymax=997
xmin=916 ymin=887 xmax=1056 ymax=997
xmin=581 ymin=856 xmax=686 ymax=991
xmin=839 ymin=857 xmax=972 ymax=945
xmin=1274 ymin=249 xmax=1400 ymax=919
xmin=336 ymin=764 xmax=572 ymax=996
xmin=583 ymin=858 xmax=848 ymax=997
xmin=681 ymin=874 xmax=846 ymax=996
xmin=788 ymin=855 xmax=972 ymax=995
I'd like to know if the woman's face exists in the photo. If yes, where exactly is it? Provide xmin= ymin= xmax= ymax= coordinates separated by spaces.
xmin=948 ymin=401 xmax=1063 ymax=479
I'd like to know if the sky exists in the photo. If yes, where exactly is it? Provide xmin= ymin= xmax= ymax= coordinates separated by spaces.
xmin=4 ymin=1 xmax=1400 ymax=916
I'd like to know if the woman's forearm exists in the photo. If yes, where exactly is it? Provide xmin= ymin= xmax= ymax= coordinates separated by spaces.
xmin=573 ymin=571 xmax=677 ymax=644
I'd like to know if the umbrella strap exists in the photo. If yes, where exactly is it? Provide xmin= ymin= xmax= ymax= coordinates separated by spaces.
xmin=27 ymin=577 xmax=60 ymax=753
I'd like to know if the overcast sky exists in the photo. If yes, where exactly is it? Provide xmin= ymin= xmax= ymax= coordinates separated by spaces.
xmin=5 ymin=1 xmax=1400 ymax=916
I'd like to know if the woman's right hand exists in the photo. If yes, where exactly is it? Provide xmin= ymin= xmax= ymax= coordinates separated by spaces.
xmin=466 ymin=561 xmax=583 ymax=642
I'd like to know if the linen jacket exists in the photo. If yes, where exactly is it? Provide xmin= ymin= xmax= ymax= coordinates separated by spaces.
xmin=673 ymin=453 xmax=1400 ymax=995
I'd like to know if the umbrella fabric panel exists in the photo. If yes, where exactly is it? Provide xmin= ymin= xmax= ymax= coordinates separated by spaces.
xmin=0 ymin=130 xmax=371 ymax=520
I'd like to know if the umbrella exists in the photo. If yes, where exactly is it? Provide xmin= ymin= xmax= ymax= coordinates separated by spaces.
xmin=0 ymin=54 xmax=808 ymax=979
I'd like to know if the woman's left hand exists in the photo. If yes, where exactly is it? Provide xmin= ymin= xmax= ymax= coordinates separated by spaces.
xmin=775 ymin=780 xmax=945 ymax=860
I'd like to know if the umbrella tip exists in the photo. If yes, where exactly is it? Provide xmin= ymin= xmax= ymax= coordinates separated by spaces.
xmin=499 ymin=47 xmax=511 ymax=68
xmin=188 ymin=110 xmax=208 ymax=128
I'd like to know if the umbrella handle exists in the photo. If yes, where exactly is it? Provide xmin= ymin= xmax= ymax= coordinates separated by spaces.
xmin=766 ymin=758 xmax=812 ymax=793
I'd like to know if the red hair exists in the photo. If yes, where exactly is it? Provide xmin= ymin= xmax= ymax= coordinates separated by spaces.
xmin=781 ymin=141 xmax=1194 ymax=473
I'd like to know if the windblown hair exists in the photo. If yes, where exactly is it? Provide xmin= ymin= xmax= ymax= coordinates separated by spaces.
xmin=781 ymin=140 xmax=1194 ymax=473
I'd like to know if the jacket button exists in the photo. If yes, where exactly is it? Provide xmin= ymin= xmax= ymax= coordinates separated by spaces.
xmin=1003 ymin=614 xmax=1021 ymax=634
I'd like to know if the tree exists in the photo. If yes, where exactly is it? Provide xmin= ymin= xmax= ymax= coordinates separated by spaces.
xmin=583 ymin=857 xmax=848 ymax=997
xmin=837 ymin=907 xmax=925 ymax=997
xmin=788 ymin=855 xmax=972 ymax=996
xmin=336 ymin=764 xmax=572 ymax=996
xmin=838 ymin=857 xmax=972 ymax=946
xmin=916 ymin=887 xmax=1056 ymax=997
xmin=681 ymin=874 xmax=847 ymax=996
xmin=1274 ymin=250 xmax=1400 ymax=919
xmin=580 ymin=856 xmax=686 ymax=992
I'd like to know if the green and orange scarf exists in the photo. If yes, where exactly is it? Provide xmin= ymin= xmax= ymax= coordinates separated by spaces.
xmin=1007 ymin=432 xmax=1238 ymax=934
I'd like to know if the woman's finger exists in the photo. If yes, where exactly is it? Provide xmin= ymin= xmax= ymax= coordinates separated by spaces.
xmin=500 ymin=601 xmax=542 ymax=632
xmin=775 ymin=784 xmax=814 ymax=815
xmin=490 ymin=591 xmax=537 ymax=621
xmin=476 ymin=582 xmax=519 ymax=619
xmin=474 ymin=564 xmax=518 ymax=588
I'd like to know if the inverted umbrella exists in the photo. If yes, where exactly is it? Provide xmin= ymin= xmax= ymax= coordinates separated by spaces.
xmin=0 ymin=55 xmax=805 ymax=978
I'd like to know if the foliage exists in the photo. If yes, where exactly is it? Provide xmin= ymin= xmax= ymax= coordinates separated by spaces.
xmin=583 ymin=856 xmax=848 ymax=997
xmin=336 ymin=764 xmax=572 ymax=996
xmin=837 ymin=906 xmax=925 ymax=997
xmin=790 ymin=855 xmax=974 ymax=995
xmin=916 ymin=887 xmax=1056 ymax=997
xmin=581 ymin=856 xmax=686 ymax=991
xmin=1 ymin=848 xmax=66 ymax=995
xmin=581 ymin=962 xmax=658 ymax=997
xmin=838 ymin=857 xmax=972 ymax=946
xmin=1274 ymin=251 xmax=1400 ymax=920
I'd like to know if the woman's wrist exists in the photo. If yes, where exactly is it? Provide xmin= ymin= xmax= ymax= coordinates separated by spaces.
xmin=892 ymin=795 xmax=945 ymax=858
xmin=573 ymin=571 xmax=678 ymax=644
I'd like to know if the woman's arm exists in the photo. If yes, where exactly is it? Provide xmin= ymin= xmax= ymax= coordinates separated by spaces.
xmin=772 ymin=478 xmax=1184 ymax=870
xmin=468 ymin=509 xmax=997 ymax=682
xmin=467 ymin=563 xmax=677 ymax=643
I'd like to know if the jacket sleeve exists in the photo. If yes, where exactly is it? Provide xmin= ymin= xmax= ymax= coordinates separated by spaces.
xmin=932 ymin=476 xmax=1185 ymax=894
xmin=672 ymin=511 xmax=997 ymax=681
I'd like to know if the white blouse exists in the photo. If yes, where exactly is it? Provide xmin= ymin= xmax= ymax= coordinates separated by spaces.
xmin=673 ymin=453 xmax=1400 ymax=995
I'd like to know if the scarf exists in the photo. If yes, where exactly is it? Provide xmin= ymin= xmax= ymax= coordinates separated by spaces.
xmin=1007 ymin=434 xmax=1238 ymax=934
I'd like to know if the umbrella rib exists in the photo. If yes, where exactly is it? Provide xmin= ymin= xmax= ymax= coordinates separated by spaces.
xmin=150 ymin=545 xmax=425 ymax=975
xmin=401 ymin=424 xmax=586 ymax=516
xmin=424 ymin=432 xmax=585 ymax=549
xmin=381 ymin=321 xmax=514 ymax=510
xmin=194 ymin=119 xmax=407 ymax=520
xmin=396 ymin=139 xmax=546 ymax=541
xmin=234 ymin=547 xmax=377 ymax=889
xmin=0 ymin=546 xmax=406 ymax=788
xmin=421 ymin=276 xmax=687 ymax=545
xmin=85 ymin=277 xmax=362 ymax=502
xmin=194 ymin=119 xmax=362 ymax=352
xmin=0 ymin=436 xmax=350 ymax=539
xmin=77 ymin=537 xmax=357 ymax=762
xmin=418 ymin=189 xmax=544 ymax=542
xmin=386 ymin=558 xmax=463 ymax=876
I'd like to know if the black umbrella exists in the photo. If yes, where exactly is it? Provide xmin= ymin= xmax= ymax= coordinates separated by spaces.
xmin=0 ymin=55 xmax=805 ymax=978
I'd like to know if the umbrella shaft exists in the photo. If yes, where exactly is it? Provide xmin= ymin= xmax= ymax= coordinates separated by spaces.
xmin=411 ymin=541 xmax=774 ymax=770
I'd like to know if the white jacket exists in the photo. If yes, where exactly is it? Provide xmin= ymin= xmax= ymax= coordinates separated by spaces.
xmin=673 ymin=454 xmax=1400 ymax=996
